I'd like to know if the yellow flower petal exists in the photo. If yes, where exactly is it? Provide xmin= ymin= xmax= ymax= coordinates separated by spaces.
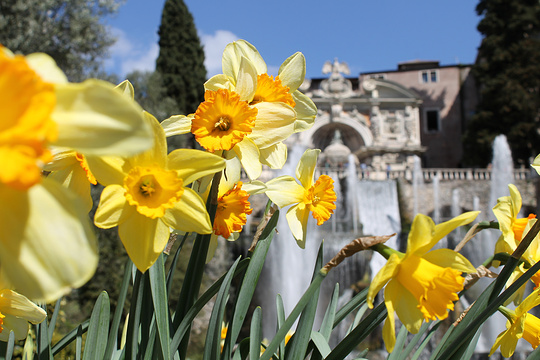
xmin=296 ymin=149 xmax=320 ymax=189
xmin=235 ymin=57 xmax=258 ymax=102
xmin=248 ymin=102 xmax=296 ymax=149
xmin=86 ymin=155 xmax=128 ymax=186
xmin=24 ymin=53 xmax=67 ymax=84
xmin=94 ymin=184 xmax=134 ymax=228
xmin=367 ymin=253 xmax=400 ymax=308
xmin=285 ymin=204 xmax=310 ymax=248
xmin=250 ymin=74 xmax=295 ymax=107
xmin=161 ymin=188 xmax=213 ymax=234
xmin=222 ymin=40 xmax=267 ymax=83
xmin=48 ymin=162 xmax=94 ymax=213
xmin=265 ymin=176 xmax=305 ymax=207
xmin=129 ymin=112 xmax=168 ymax=168
xmin=0 ymin=179 xmax=97 ymax=302
xmin=204 ymin=74 xmax=235 ymax=92
xmin=1 ymin=314 xmax=30 ymax=341
xmin=259 ymin=142 xmax=288 ymax=169
xmin=386 ymin=279 xmax=425 ymax=334
xmin=292 ymin=91 xmax=317 ymax=133
xmin=277 ymin=52 xmax=306 ymax=93
xmin=167 ymin=149 xmax=226 ymax=186
xmin=0 ymin=289 xmax=46 ymax=324
xmin=52 ymin=79 xmax=153 ymax=156
xmin=115 ymin=80 xmax=135 ymax=100
xmin=407 ymin=214 xmax=436 ymax=255
xmin=422 ymin=249 xmax=476 ymax=273
xmin=232 ymin=137 xmax=261 ymax=180
xmin=431 ymin=211 xmax=479 ymax=247
xmin=118 ymin=213 xmax=170 ymax=273
xmin=161 ymin=114 xmax=193 ymax=137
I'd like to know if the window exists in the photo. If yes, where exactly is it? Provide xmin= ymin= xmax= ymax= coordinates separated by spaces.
xmin=420 ymin=70 xmax=438 ymax=83
xmin=426 ymin=110 xmax=440 ymax=132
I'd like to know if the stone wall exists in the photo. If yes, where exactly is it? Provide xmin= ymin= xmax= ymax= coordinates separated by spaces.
xmin=397 ymin=177 xmax=539 ymax=226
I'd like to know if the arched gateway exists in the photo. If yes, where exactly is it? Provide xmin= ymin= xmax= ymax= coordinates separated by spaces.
xmin=289 ymin=59 xmax=425 ymax=174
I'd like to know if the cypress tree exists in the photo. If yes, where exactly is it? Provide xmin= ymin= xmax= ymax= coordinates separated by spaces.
xmin=156 ymin=0 xmax=206 ymax=116
xmin=463 ymin=0 xmax=540 ymax=167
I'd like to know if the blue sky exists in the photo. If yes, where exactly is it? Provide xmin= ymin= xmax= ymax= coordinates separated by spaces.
xmin=104 ymin=0 xmax=482 ymax=79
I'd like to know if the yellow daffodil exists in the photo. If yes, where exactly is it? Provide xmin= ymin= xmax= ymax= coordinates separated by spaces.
xmin=492 ymin=184 xmax=539 ymax=303
xmin=0 ymin=46 xmax=152 ymax=302
xmin=163 ymin=40 xmax=316 ymax=180
xmin=203 ymin=158 xmax=258 ymax=263
xmin=493 ymin=184 xmax=537 ymax=251
xmin=264 ymin=149 xmax=337 ymax=248
xmin=490 ymin=287 xmax=540 ymax=357
xmin=0 ymin=287 xmax=47 ymax=341
xmin=532 ymin=154 xmax=540 ymax=175
xmin=367 ymin=212 xmax=479 ymax=352
xmin=89 ymin=112 xmax=226 ymax=272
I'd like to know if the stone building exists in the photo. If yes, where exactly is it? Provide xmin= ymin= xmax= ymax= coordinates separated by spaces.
xmin=291 ymin=59 xmax=478 ymax=171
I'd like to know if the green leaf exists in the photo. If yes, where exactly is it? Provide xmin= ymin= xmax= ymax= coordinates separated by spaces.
xmin=333 ymin=287 xmax=368 ymax=327
xmin=232 ymin=338 xmax=251 ymax=360
xmin=387 ymin=325 xmax=408 ymax=360
xmin=276 ymin=294 xmax=286 ymax=358
xmin=51 ymin=320 xmax=89 ymax=355
xmin=250 ymin=307 xmax=262 ymax=360
xmin=225 ymin=210 xmax=279 ymax=359
xmin=259 ymin=268 xmax=328 ymax=360
xmin=83 ymin=291 xmax=110 ymax=360
xmin=126 ymin=269 xmax=145 ymax=360
xmin=311 ymin=283 xmax=339 ymax=360
xmin=48 ymin=297 xmax=62 ymax=342
xmin=104 ymin=258 xmax=133 ymax=359
xmin=285 ymin=241 xmax=324 ymax=360
xmin=76 ymin=325 xmax=83 ymax=360
xmin=324 ymin=302 xmax=387 ymax=360
xmin=204 ymin=256 xmax=242 ymax=360
xmin=149 ymin=254 xmax=171 ymax=360
xmin=37 ymin=304 xmax=52 ymax=360
xmin=169 ymin=258 xmax=250 ymax=354
xmin=22 ymin=330 xmax=34 ymax=360
xmin=310 ymin=331 xmax=331 ymax=358
xmin=5 ymin=331 xmax=14 ymax=360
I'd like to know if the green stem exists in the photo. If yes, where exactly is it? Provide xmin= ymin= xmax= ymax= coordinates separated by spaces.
xmin=371 ymin=243 xmax=403 ymax=260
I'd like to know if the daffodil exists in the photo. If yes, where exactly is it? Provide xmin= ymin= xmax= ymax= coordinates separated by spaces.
xmin=0 ymin=287 xmax=47 ymax=341
xmin=89 ymin=112 xmax=226 ymax=272
xmin=0 ymin=46 xmax=152 ymax=302
xmin=367 ymin=212 xmax=479 ymax=352
xmin=205 ymin=158 xmax=260 ymax=262
xmin=492 ymin=184 xmax=539 ymax=302
xmin=490 ymin=287 xmax=540 ymax=357
xmin=163 ymin=40 xmax=317 ymax=180
xmin=264 ymin=149 xmax=337 ymax=248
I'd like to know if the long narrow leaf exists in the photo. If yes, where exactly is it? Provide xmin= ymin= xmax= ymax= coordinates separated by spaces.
xmin=104 ymin=258 xmax=133 ymax=359
xmin=311 ymin=284 xmax=339 ymax=360
xmin=37 ymin=304 xmax=52 ymax=360
xmin=259 ymin=269 xmax=328 ymax=360
xmin=276 ymin=295 xmax=286 ymax=358
xmin=310 ymin=331 xmax=331 ymax=358
xmin=324 ymin=302 xmax=387 ymax=360
xmin=387 ymin=325 xmax=408 ymax=360
xmin=82 ymin=291 xmax=110 ymax=360
xmin=204 ymin=257 xmax=242 ymax=360
xmin=169 ymin=259 xmax=250 ymax=354
xmin=225 ymin=211 xmax=279 ymax=359
xmin=5 ymin=331 xmax=14 ymax=360
xmin=48 ymin=297 xmax=62 ymax=341
xmin=51 ymin=320 xmax=89 ymax=355
xmin=250 ymin=307 xmax=262 ymax=360
xmin=285 ymin=241 xmax=324 ymax=360
xmin=333 ymin=287 xmax=368 ymax=327
xmin=149 ymin=254 xmax=170 ymax=360
xmin=125 ymin=270 xmax=145 ymax=360
xmin=76 ymin=325 xmax=83 ymax=360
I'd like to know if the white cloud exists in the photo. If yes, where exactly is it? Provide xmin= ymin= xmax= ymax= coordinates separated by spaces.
xmin=105 ymin=27 xmax=158 ymax=77
xmin=121 ymin=43 xmax=159 ymax=75
xmin=200 ymin=30 xmax=239 ymax=77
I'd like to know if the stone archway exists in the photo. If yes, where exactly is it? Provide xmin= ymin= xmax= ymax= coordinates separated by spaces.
xmin=312 ymin=123 xmax=365 ymax=153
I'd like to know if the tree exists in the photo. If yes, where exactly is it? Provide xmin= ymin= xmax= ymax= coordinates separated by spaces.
xmin=463 ymin=0 xmax=540 ymax=167
xmin=0 ymin=0 xmax=121 ymax=81
xmin=156 ymin=0 xmax=206 ymax=116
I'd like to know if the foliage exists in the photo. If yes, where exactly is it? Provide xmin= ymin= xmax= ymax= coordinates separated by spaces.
xmin=0 ymin=0 xmax=122 ymax=81
xmin=463 ymin=0 xmax=540 ymax=167
xmin=156 ymin=0 xmax=206 ymax=116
